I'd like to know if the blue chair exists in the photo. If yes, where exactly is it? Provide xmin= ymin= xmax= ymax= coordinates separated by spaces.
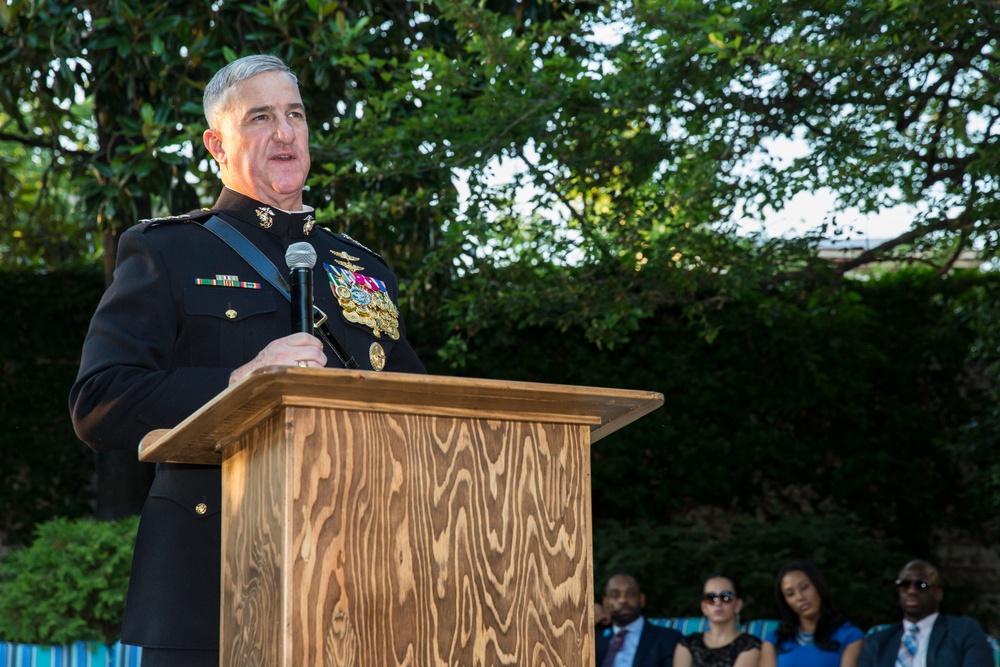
xmin=0 ymin=640 xmax=142 ymax=667
xmin=647 ymin=616 xmax=777 ymax=640
xmin=651 ymin=618 xmax=999 ymax=666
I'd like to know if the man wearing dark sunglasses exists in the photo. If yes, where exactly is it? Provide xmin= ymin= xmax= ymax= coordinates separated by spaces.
xmin=858 ymin=559 xmax=993 ymax=667
xmin=595 ymin=573 xmax=682 ymax=667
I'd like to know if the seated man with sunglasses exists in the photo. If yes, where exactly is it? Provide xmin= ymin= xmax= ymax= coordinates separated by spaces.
xmin=858 ymin=559 xmax=993 ymax=667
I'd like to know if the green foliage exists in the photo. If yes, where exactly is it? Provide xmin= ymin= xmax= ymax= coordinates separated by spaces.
xmin=0 ymin=268 xmax=105 ymax=543
xmin=406 ymin=0 xmax=1000 ymax=351
xmin=2 ymin=0 xmax=999 ymax=640
xmin=455 ymin=268 xmax=1000 ymax=630
xmin=0 ymin=516 xmax=139 ymax=644
xmin=593 ymin=513 xmax=912 ymax=631
xmin=0 ymin=0 xmax=595 ymax=274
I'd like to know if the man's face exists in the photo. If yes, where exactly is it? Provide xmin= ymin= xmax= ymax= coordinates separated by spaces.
xmin=203 ymin=70 xmax=311 ymax=210
xmin=896 ymin=562 xmax=943 ymax=622
xmin=602 ymin=574 xmax=645 ymax=627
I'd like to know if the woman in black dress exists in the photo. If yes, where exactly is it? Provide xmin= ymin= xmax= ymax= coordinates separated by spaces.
xmin=673 ymin=573 xmax=761 ymax=667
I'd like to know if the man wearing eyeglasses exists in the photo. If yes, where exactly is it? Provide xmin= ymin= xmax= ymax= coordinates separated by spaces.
xmin=858 ymin=559 xmax=993 ymax=667
xmin=595 ymin=573 xmax=682 ymax=667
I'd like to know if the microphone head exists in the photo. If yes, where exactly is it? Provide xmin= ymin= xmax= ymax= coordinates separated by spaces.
xmin=285 ymin=242 xmax=317 ymax=270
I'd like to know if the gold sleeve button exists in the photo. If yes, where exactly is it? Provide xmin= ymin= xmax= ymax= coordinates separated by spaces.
xmin=195 ymin=503 xmax=208 ymax=515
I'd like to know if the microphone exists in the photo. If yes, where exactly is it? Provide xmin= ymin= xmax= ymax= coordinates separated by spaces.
xmin=285 ymin=242 xmax=317 ymax=334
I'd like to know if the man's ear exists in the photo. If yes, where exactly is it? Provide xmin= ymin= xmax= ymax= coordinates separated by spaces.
xmin=203 ymin=128 xmax=225 ymax=164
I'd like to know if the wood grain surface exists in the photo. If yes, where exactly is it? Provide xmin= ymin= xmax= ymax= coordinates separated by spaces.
xmin=221 ymin=405 xmax=594 ymax=666
xmin=138 ymin=367 xmax=663 ymax=465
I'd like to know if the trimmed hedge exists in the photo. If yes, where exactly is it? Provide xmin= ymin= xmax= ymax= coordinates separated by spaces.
xmin=0 ymin=268 xmax=105 ymax=544
xmin=0 ymin=516 xmax=138 ymax=644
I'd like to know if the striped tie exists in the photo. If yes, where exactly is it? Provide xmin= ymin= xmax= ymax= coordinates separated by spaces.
xmin=895 ymin=624 xmax=919 ymax=667
xmin=602 ymin=629 xmax=627 ymax=667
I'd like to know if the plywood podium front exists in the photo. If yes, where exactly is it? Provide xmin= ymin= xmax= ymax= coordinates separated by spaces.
xmin=138 ymin=366 xmax=663 ymax=667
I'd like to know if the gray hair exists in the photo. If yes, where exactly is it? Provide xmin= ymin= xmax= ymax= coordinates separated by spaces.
xmin=203 ymin=54 xmax=299 ymax=127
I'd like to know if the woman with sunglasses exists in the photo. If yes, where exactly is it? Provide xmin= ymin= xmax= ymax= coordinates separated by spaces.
xmin=673 ymin=573 xmax=761 ymax=667
xmin=760 ymin=561 xmax=863 ymax=667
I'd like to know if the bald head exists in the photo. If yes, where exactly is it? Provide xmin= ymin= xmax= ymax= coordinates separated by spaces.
xmin=896 ymin=560 xmax=943 ymax=621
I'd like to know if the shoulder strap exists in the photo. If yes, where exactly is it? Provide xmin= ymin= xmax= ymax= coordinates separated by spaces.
xmin=202 ymin=216 xmax=359 ymax=369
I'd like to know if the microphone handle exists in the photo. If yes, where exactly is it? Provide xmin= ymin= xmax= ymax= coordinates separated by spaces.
xmin=290 ymin=267 xmax=313 ymax=334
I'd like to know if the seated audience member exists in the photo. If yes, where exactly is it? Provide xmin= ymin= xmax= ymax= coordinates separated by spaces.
xmin=597 ymin=601 xmax=613 ymax=632
xmin=673 ymin=573 xmax=761 ymax=667
xmin=760 ymin=560 xmax=864 ymax=667
xmin=597 ymin=572 xmax=683 ymax=667
xmin=858 ymin=559 xmax=993 ymax=667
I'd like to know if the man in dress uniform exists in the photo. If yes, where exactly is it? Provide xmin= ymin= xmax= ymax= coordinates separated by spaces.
xmin=70 ymin=54 xmax=425 ymax=666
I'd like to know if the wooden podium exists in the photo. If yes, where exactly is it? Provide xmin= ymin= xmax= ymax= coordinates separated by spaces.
xmin=139 ymin=367 xmax=662 ymax=667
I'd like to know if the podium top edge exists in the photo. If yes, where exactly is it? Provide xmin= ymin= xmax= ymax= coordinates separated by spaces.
xmin=139 ymin=367 xmax=663 ymax=463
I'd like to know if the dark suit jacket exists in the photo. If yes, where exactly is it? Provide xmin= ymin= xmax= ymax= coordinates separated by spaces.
xmin=858 ymin=615 xmax=994 ymax=667
xmin=70 ymin=188 xmax=425 ymax=649
xmin=595 ymin=618 xmax=682 ymax=667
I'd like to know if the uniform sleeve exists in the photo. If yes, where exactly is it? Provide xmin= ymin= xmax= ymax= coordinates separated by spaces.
xmin=386 ymin=326 xmax=426 ymax=373
xmin=69 ymin=226 xmax=232 ymax=452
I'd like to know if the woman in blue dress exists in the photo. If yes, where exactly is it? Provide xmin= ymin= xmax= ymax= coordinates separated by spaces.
xmin=759 ymin=561 xmax=863 ymax=667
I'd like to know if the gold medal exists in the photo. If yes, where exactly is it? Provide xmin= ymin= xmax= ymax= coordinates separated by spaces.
xmin=369 ymin=342 xmax=386 ymax=371
xmin=325 ymin=263 xmax=401 ymax=340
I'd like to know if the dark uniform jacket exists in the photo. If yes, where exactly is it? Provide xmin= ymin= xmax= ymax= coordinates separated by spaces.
xmin=595 ymin=618 xmax=682 ymax=667
xmin=69 ymin=187 xmax=425 ymax=649
xmin=858 ymin=615 xmax=994 ymax=667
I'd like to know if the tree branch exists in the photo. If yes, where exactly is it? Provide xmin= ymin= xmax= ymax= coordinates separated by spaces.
xmin=0 ymin=131 xmax=92 ymax=159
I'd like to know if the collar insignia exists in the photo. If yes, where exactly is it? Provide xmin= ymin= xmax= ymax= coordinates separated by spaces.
xmin=255 ymin=206 xmax=275 ymax=228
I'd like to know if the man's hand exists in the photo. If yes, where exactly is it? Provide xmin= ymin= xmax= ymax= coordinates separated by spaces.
xmin=229 ymin=332 xmax=327 ymax=385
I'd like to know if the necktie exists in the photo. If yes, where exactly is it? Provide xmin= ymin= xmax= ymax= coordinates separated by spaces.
xmin=895 ymin=624 xmax=919 ymax=667
xmin=602 ymin=629 xmax=627 ymax=667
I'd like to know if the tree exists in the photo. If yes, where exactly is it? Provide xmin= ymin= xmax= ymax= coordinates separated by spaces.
xmin=0 ymin=0 xmax=599 ymax=517
xmin=337 ymin=0 xmax=1000 ymax=353
xmin=3 ymin=1 xmax=1000 ymax=623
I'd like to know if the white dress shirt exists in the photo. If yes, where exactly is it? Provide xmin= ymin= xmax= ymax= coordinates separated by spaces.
xmin=608 ymin=615 xmax=645 ymax=667
xmin=902 ymin=612 xmax=939 ymax=667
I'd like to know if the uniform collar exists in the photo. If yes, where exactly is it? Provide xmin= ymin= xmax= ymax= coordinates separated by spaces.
xmin=214 ymin=187 xmax=318 ymax=238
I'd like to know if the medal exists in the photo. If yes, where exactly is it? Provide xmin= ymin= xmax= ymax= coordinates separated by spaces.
xmin=369 ymin=342 xmax=386 ymax=371
xmin=324 ymin=263 xmax=400 ymax=340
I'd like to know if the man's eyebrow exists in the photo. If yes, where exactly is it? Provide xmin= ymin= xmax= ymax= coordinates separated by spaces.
xmin=243 ymin=102 xmax=305 ymax=118
xmin=245 ymin=105 xmax=274 ymax=117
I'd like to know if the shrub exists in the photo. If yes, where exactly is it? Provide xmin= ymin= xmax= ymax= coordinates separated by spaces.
xmin=0 ymin=515 xmax=138 ymax=644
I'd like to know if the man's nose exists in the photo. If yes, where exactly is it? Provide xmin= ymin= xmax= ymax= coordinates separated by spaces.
xmin=275 ymin=117 xmax=295 ymax=143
